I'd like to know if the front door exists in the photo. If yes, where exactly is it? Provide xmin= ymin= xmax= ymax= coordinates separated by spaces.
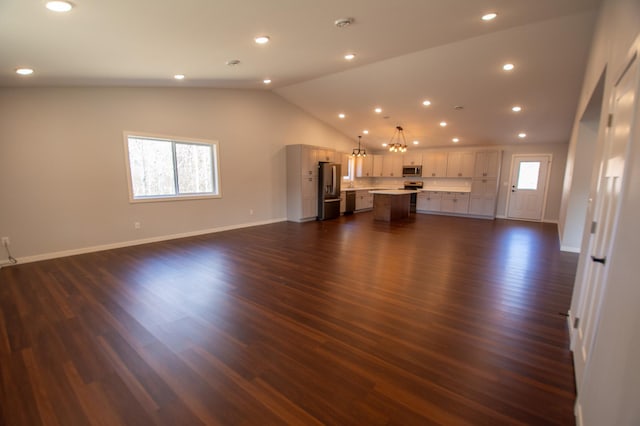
xmin=572 ymin=54 xmax=638 ymax=392
xmin=506 ymin=155 xmax=551 ymax=221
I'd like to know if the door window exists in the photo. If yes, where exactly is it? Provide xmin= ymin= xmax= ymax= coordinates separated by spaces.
xmin=516 ymin=161 xmax=541 ymax=190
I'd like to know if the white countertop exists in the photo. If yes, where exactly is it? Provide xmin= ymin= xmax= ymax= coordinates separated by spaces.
xmin=420 ymin=187 xmax=471 ymax=193
xmin=368 ymin=189 xmax=419 ymax=195
xmin=342 ymin=187 xmax=394 ymax=192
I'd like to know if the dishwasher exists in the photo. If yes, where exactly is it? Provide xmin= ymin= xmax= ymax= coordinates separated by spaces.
xmin=344 ymin=191 xmax=356 ymax=215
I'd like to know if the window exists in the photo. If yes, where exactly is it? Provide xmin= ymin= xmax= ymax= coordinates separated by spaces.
xmin=124 ymin=133 xmax=221 ymax=202
xmin=516 ymin=161 xmax=541 ymax=190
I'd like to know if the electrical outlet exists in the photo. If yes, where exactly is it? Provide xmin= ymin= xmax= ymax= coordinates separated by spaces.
xmin=249 ymin=209 xmax=254 ymax=215
xmin=1 ymin=237 xmax=9 ymax=247
xmin=134 ymin=222 xmax=141 ymax=229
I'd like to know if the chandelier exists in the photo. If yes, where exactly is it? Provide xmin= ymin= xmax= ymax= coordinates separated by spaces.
xmin=351 ymin=135 xmax=367 ymax=157
xmin=388 ymin=125 xmax=408 ymax=153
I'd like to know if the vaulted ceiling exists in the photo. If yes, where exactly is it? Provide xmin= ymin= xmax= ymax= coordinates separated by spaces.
xmin=0 ymin=0 xmax=600 ymax=148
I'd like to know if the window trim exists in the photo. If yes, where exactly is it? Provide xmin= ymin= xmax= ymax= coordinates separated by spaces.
xmin=123 ymin=131 xmax=222 ymax=203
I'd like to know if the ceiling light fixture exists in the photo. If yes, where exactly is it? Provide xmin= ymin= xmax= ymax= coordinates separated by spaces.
xmin=503 ymin=63 xmax=515 ymax=71
xmin=263 ymin=79 xmax=271 ymax=84
xmin=338 ymin=113 xmax=346 ymax=119
xmin=363 ymin=130 xmax=369 ymax=134
xmin=226 ymin=59 xmax=241 ymax=66
xmin=452 ymin=138 xmax=460 ymax=143
xmin=440 ymin=121 xmax=447 ymax=127
xmin=512 ymin=106 xmax=522 ymax=112
xmin=388 ymin=126 xmax=408 ymax=153
xmin=518 ymin=132 xmax=527 ymax=138
xmin=374 ymin=107 xmax=382 ymax=113
xmin=46 ymin=1 xmax=73 ymax=12
xmin=334 ymin=18 xmax=354 ymax=28
xmin=351 ymin=135 xmax=367 ymax=157
xmin=254 ymin=36 xmax=270 ymax=44
xmin=174 ymin=74 xmax=185 ymax=80
xmin=344 ymin=53 xmax=356 ymax=61
xmin=482 ymin=13 xmax=497 ymax=21
xmin=16 ymin=68 xmax=34 ymax=75
xmin=422 ymin=100 xmax=431 ymax=106
xmin=413 ymin=140 xmax=419 ymax=145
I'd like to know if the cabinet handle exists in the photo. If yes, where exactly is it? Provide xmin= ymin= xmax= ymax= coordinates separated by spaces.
xmin=482 ymin=179 xmax=487 ymax=183
xmin=483 ymin=172 xmax=487 ymax=176
xmin=432 ymin=173 xmax=436 ymax=177
xmin=458 ymin=173 xmax=462 ymax=177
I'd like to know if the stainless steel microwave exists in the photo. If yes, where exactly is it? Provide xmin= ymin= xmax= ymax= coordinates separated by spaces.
xmin=402 ymin=166 xmax=422 ymax=177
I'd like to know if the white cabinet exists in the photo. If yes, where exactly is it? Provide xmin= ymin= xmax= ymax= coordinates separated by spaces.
xmin=340 ymin=191 xmax=346 ymax=214
xmin=382 ymin=154 xmax=403 ymax=177
xmin=372 ymin=155 xmax=385 ymax=177
xmin=441 ymin=192 xmax=470 ymax=213
xmin=355 ymin=190 xmax=373 ymax=211
xmin=422 ymin=152 xmax=448 ymax=177
xmin=403 ymin=152 xmax=422 ymax=166
xmin=474 ymin=151 xmax=500 ymax=178
xmin=446 ymin=152 xmax=475 ymax=177
xmin=417 ymin=191 xmax=442 ymax=212
xmin=317 ymin=149 xmax=335 ymax=163
xmin=300 ymin=146 xmax=318 ymax=177
xmin=469 ymin=178 xmax=498 ymax=217
xmin=356 ymin=156 xmax=373 ymax=177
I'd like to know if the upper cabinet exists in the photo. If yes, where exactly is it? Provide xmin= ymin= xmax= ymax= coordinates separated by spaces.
xmin=356 ymin=156 xmax=373 ymax=177
xmin=422 ymin=152 xmax=448 ymax=177
xmin=382 ymin=154 xmax=403 ymax=177
xmin=403 ymin=152 xmax=422 ymax=166
xmin=474 ymin=150 xmax=501 ymax=178
xmin=317 ymin=149 xmax=335 ymax=163
xmin=372 ymin=155 xmax=385 ymax=177
xmin=300 ymin=146 xmax=318 ymax=177
xmin=446 ymin=152 xmax=475 ymax=177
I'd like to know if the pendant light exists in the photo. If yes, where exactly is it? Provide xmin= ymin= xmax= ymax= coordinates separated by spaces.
xmin=351 ymin=135 xmax=367 ymax=157
xmin=388 ymin=125 xmax=408 ymax=153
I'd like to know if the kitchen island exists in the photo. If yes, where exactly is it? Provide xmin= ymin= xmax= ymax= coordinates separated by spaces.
xmin=369 ymin=190 xmax=419 ymax=221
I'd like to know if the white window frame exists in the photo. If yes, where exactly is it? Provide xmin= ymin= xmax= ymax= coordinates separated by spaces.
xmin=123 ymin=131 xmax=222 ymax=203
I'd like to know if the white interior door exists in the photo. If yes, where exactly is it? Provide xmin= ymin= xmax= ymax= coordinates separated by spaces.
xmin=506 ymin=155 xmax=551 ymax=220
xmin=572 ymin=55 xmax=637 ymax=392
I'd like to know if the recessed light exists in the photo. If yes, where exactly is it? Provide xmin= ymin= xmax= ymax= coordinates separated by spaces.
xmin=344 ymin=53 xmax=356 ymax=61
xmin=338 ymin=113 xmax=346 ymax=119
xmin=512 ymin=106 xmax=522 ymax=112
xmin=363 ymin=130 xmax=369 ymax=134
xmin=482 ymin=13 xmax=497 ymax=21
xmin=413 ymin=140 xmax=419 ymax=145
xmin=422 ymin=100 xmax=431 ymax=106
xmin=518 ymin=133 xmax=527 ymax=138
xmin=16 ymin=68 xmax=34 ymax=76
xmin=374 ymin=107 xmax=382 ymax=113
xmin=503 ymin=63 xmax=515 ymax=71
xmin=263 ymin=79 xmax=272 ymax=84
xmin=254 ymin=36 xmax=270 ymax=45
xmin=46 ymin=1 xmax=73 ymax=12
xmin=440 ymin=121 xmax=447 ymax=127
xmin=452 ymin=138 xmax=459 ymax=143
xmin=226 ymin=59 xmax=241 ymax=66
xmin=173 ymin=74 xmax=185 ymax=80
xmin=381 ymin=143 xmax=388 ymax=147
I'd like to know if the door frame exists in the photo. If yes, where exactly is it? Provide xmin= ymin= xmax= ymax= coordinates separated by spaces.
xmin=505 ymin=153 xmax=553 ymax=222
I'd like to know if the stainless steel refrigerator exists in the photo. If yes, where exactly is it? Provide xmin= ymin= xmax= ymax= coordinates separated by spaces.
xmin=317 ymin=162 xmax=341 ymax=220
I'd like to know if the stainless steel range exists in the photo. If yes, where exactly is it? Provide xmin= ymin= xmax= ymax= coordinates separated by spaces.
xmin=403 ymin=181 xmax=423 ymax=213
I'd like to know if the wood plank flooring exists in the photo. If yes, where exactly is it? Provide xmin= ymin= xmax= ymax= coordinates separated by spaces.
xmin=0 ymin=213 xmax=579 ymax=425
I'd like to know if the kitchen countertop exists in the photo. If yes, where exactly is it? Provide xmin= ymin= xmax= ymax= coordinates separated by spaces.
xmin=342 ymin=187 xmax=394 ymax=192
xmin=420 ymin=187 xmax=471 ymax=193
xmin=368 ymin=189 xmax=419 ymax=195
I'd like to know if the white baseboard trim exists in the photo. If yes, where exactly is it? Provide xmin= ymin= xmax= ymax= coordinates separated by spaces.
xmin=561 ymin=245 xmax=581 ymax=253
xmin=3 ymin=218 xmax=287 ymax=267
xmin=497 ymin=215 xmax=559 ymax=224
xmin=495 ymin=215 xmax=506 ymax=219
xmin=575 ymin=400 xmax=583 ymax=426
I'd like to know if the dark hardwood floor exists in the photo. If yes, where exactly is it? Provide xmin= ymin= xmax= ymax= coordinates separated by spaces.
xmin=0 ymin=213 xmax=579 ymax=425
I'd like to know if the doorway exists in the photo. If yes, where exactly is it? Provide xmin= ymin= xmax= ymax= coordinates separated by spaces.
xmin=506 ymin=154 xmax=552 ymax=221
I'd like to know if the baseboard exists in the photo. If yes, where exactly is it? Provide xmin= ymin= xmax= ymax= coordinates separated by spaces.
xmin=566 ymin=309 xmax=576 ymax=350
xmin=575 ymin=400 xmax=583 ymax=426
xmin=496 ymin=215 xmax=506 ymax=219
xmin=561 ymin=245 xmax=581 ymax=253
xmin=2 ymin=218 xmax=287 ymax=267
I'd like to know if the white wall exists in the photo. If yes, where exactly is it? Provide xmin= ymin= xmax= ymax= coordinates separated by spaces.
xmin=0 ymin=87 xmax=353 ymax=261
xmin=561 ymin=0 xmax=640 ymax=424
